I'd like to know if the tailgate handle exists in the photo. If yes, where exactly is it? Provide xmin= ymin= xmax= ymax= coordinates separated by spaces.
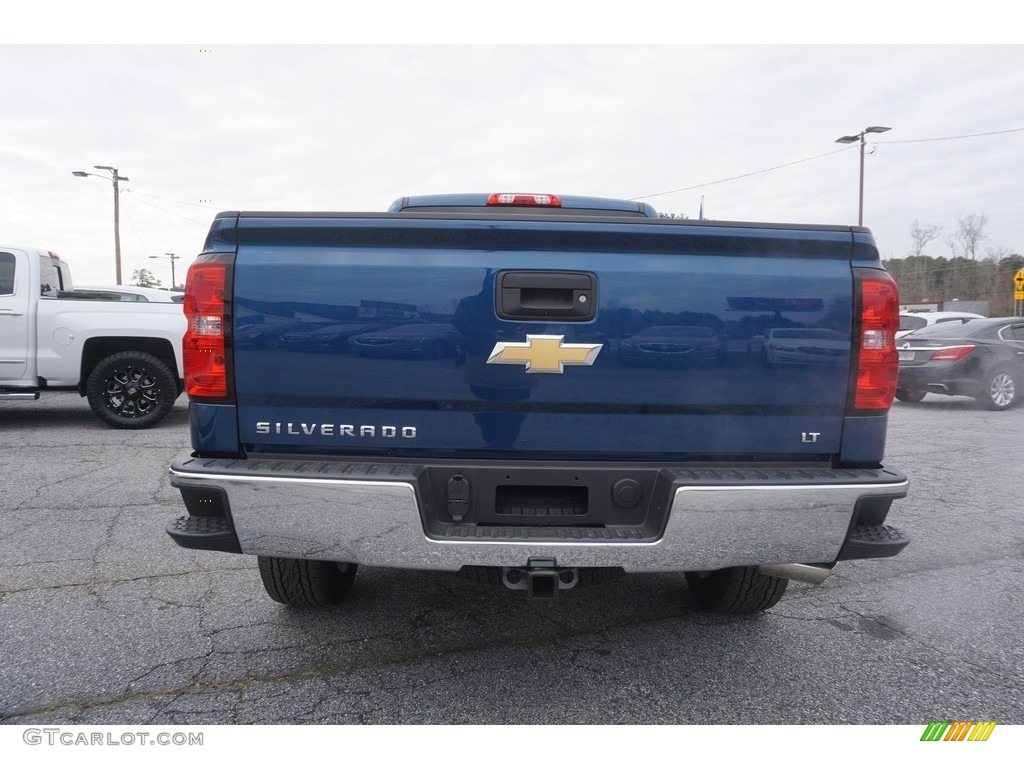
xmin=497 ymin=271 xmax=596 ymax=321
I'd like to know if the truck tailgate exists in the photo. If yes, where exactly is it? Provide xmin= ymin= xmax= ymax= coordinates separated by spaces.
xmin=228 ymin=216 xmax=856 ymax=460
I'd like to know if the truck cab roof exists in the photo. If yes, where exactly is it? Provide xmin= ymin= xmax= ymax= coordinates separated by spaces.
xmin=387 ymin=192 xmax=658 ymax=218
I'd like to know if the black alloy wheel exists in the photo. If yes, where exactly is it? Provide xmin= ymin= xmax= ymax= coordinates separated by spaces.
xmin=86 ymin=351 xmax=178 ymax=429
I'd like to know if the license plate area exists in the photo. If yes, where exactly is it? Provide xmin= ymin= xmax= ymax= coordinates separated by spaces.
xmin=898 ymin=350 xmax=915 ymax=362
xmin=422 ymin=465 xmax=664 ymax=532
xmin=495 ymin=485 xmax=588 ymax=519
xmin=482 ymin=481 xmax=601 ymax=527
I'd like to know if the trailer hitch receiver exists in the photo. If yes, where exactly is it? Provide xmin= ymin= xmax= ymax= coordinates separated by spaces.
xmin=502 ymin=558 xmax=579 ymax=599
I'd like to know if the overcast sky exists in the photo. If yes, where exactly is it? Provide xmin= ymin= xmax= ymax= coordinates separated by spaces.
xmin=2 ymin=42 xmax=1021 ymax=287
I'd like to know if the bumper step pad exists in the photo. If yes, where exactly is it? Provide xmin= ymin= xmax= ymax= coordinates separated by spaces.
xmin=166 ymin=514 xmax=241 ymax=553
xmin=837 ymin=524 xmax=910 ymax=561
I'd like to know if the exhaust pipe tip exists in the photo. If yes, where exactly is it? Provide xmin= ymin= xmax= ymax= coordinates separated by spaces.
xmin=756 ymin=563 xmax=834 ymax=585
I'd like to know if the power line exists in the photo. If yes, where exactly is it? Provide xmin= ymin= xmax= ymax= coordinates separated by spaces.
xmin=631 ymin=146 xmax=855 ymax=200
xmin=128 ymin=189 xmax=220 ymax=210
xmin=632 ymin=126 xmax=1024 ymax=201
xmin=120 ymin=205 xmax=151 ymax=258
xmin=123 ymin=191 xmax=214 ymax=226
xmin=878 ymin=127 xmax=1024 ymax=144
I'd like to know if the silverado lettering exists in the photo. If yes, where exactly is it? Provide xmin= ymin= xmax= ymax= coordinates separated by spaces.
xmin=255 ymin=422 xmax=417 ymax=438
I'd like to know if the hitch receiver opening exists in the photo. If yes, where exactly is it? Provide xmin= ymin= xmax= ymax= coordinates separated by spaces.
xmin=502 ymin=558 xmax=579 ymax=599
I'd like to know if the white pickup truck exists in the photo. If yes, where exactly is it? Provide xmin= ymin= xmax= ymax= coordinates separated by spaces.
xmin=0 ymin=246 xmax=186 ymax=428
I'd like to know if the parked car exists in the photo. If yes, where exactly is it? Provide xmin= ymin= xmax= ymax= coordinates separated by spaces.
xmin=748 ymin=328 xmax=849 ymax=366
xmin=896 ymin=311 xmax=984 ymax=339
xmin=618 ymin=325 xmax=725 ymax=367
xmin=73 ymin=285 xmax=184 ymax=303
xmin=896 ymin=317 xmax=1024 ymax=410
xmin=280 ymin=321 xmax=389 ymax=352
xmin=349 ymin=322 xmax=461 ymax=358
xmin=234 ymin=317 xmax=287 ymax=350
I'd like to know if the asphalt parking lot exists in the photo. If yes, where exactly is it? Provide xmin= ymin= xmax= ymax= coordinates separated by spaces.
xmin=0 ymin=390 xmax=1022 ymax=725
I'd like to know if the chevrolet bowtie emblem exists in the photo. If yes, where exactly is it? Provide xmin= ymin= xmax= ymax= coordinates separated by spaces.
xmin=487 ymin=335 xmax=603 ymax=374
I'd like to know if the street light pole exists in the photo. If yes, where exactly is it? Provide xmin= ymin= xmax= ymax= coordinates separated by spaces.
xmin=835 ymin=126 xmax=891 ymax=226
xmin=72 ymin=165 xmax=129 ymax=285
xmin=150 ymin=252 xmax=179 ymax=288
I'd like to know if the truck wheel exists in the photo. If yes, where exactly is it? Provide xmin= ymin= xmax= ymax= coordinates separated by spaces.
xmin=895 ymin=388 xmax=926 ymax=403
xmin=258 ymin=556 xmax=358 ymax=607
xmin=685 ymin=567 xmax=788 ymax=614
xmin=86 ymin=351 xmax=178 ymax=429
xmin=977 ymin=367 xmax=1018 ymax=411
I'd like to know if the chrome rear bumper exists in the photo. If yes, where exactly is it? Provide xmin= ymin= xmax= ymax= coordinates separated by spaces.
xmin=168 ymin=457 xmax=908 ymax=575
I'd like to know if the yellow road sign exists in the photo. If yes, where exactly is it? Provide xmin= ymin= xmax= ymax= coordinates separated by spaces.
xmin=1016 ymin=268 xmax=1024 ymax=291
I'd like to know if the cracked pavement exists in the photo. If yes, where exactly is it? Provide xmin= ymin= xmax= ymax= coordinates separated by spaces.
xmin=1 ymin=391 xmax=1022 ymax=724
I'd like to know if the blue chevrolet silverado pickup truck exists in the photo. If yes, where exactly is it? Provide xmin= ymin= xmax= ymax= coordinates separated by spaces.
xmin=166 ymin=192 xmax=909 ymax=613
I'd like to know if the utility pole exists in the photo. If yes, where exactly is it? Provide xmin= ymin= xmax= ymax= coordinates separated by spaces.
xmin=150 ymin=252 xmax=180 ymax=289
xmin=835 ymin=126 xmax=891 ymax=226
xmin=72 ymin=165 xmax=129 ymax=284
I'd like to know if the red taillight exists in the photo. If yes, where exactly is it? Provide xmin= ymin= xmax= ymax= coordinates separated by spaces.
xmin=183 ymin=255 xmax=231 ymax=399
xmin=931 ymin=345 xmax=975 ymax=362
xmin=853 ymin=270 xmax=899 ymax=411
xmin=486 ymin=193 xmax=561 ymax=207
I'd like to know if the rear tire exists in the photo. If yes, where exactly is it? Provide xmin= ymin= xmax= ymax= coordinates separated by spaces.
xmin=85 ymin=351 xmax=178 ymax=429
xmin=977 ymin=367 xmax=1018 ymax=411
xmin=685 ymin=566 xmax=788 ymax=614
xmin=895 ymin=388 xmax=927 ymax=403
xmin=258 ymin=556 xmax=358 ymax=607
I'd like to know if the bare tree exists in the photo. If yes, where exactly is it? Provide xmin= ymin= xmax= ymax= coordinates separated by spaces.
xmin=986 ymin=245 xmax=1012 ymax=263
xmin=947 ymin=213 xmax=989 ymax=260
xmin=909 ymin=220 xmax=942 ymax=258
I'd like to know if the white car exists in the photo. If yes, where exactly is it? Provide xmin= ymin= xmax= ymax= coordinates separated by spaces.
xmin=897 ymin=311 xmax=985 ymax=339
xmin=74 ymin=285 xmax=184 ymax=303
xmin=749 ymin=328 xmax=849 ymax=366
